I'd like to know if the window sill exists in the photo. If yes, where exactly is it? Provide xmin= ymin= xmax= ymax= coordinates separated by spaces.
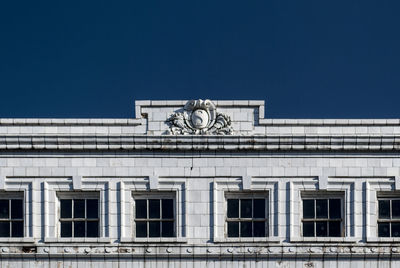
xmin=366 ymin=237 xmax=400 ymax=243
xmin=0 ymin=237 xmax=35 ymax=243
xmin=213 ymin=237 xmax=281 ymax=243
xmin=43 ymin=237 xmax=110 ymax=243
xmin=290 ymin=237 xmax=357 ymax=243
xmin=120 ymin=237 xmax=187 ymax=243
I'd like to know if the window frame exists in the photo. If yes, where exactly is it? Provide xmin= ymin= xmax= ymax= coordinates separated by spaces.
xmin=119 ymin=178 xmax=186 ymax=243
xmin=365 ymin=180 xmax=400 ymax=243
xmin=376 ymin=192 xmax=400 ymax=238
xmin=43 ymin=179 xmax=110 ymax=243
xmin=224 ymin=192 xmax=269 ymax=238
xmin=289 ymin=179 xmax=356 ymax=243
xmin=213 ymin=178 xmax=280 ymax=243
xmin=301 ymin=191 xmax=345 ymax=238
xmin=56 ymin=192 xmax=101 ymax=239
xmin=0 ymin=192 xmax=24 ymax=238
xmin=133 ymin=192 xmax=176 ymax=239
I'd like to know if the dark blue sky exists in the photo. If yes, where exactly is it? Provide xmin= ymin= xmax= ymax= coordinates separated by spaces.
xmin=0 ymin=1 xmax=399 ymax=118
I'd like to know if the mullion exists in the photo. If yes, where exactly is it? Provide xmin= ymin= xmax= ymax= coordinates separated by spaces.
xmin=72 ymin=199 xmax=75 ymax=237
xmin=159 ymin=199 xmax=162 ymax=236
xmin=84 ymin=199 xmax=87 ymax=237
xmin=147 ymin=199 xmax=149 ymax=237
xmin=302 ymin=198 xmax=341 ymax=237
xmin=9 ymin=199 xmax=11 ymax=236
xmin=390 ymin=199 xmax=399 ymax=237
xmin=146 ymin=199 xmax=162 ymax=238
xmin=227 ymin=197 xmax=267 ymax=238
xmin=314 ymin=199 xmax=320 ymax=236
xmin=63 ymin=199 xmax=90 ymax=237
xmin=378 ymin=198 xmax=399 ymax=237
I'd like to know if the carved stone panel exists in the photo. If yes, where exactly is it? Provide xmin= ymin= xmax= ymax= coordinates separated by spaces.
xmin=166 ymin=99 xmax=233 ymax=135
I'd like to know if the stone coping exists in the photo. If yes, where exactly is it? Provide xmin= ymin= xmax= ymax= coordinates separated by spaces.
xmin=0 ymin=118 xmax=142 ymax=126
xmin=0 ymin=118 xmax=399 ymax=126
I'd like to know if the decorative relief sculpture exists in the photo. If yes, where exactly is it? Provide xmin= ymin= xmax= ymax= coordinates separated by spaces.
xmin=166 ymin=99 xmax=233 ymax=135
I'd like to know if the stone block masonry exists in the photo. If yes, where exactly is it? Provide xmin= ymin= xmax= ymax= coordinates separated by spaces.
xmin=0 ymin=99 xmax=399 ymax=267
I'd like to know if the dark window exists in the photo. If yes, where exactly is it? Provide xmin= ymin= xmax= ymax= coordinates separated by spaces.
xmin=226 ymin=197 xmax=268 ymax=238
xmin=59 ymin=197 xmax=99 ymax=238
xmin=302 ymin=197 xmax=343 ymax=237
xmin=0 ymin=198 xmax=23 ymax=237
xmin=378 ymin=198 xmax=400 ymax=237
xmin=135 ymin=197 xmax=175 ymax=238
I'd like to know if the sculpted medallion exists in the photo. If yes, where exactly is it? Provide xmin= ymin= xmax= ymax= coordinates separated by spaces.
xmin=166 ymin=99 xmax=233 ymax=135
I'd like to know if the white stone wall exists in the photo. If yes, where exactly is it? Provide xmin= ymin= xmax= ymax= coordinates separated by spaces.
xmin=1 ymin=153 xmax=400 ymax=244
xmin=0 ymin=100 xmax=399 ymax=267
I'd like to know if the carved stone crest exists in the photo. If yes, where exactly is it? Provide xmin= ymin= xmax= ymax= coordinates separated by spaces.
xmin=166 ymin=99 xmax=233 ymax=135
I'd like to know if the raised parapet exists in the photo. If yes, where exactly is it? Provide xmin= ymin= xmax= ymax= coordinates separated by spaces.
xmin=136 ymin=99 xmax=265 ymax=135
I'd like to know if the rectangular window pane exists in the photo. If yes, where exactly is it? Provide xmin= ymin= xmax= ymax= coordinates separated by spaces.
xmin=316 ymin=199 xmax=328 ymax=218
xmin=240 ymin=199 xmax=252 ymax=218
xmin=253 ymin=221 xmax=266 ymax=237
xmin=162 ymin=221 xmax=174 ymax=237
xmin=74 ymin=200 xmax=85 ymax=218
xmin=227 ymin=221 xmax=239 ymax=237
xmin=74 ymin=221 xmax=85 ymax=237
xmin=240 ymin=221 xmax=252 ymax=237
xmin=60 ymin=221 xmax=72 ymax=237
xmin=162 ymin=199 xmax=173 ymax=219
xmin=392 ymin=200 xmax=400 ymax=219
xmin=253 ymin=199 xmax=265 ymax=218
xmin=379 ymin=200 xmax=390 ymax=219
xmin=149 ymin=199 xmax=160 ymax=219
xmin=303 ymin=222 xmax=314 ymax=237
xmin=378 ymin=222 xmax=390 ymax=237
xmin=11 ymin=200 xmax=23 ymax=219
xmin=86 ymin=221 xmax=99 ymax=237
xmin=303 ymin=200 xmax=314 ymax=219
xmin=86 ymin=199 xmax=98 ymax=219
xmin=60 ymin=200 xmax=72 ymax=219
xmin=136 ymin=221 xmax=147 ymax=237
xmin=329 ymin=199 xmax=341 ymax=219
xmin=316 ymin=221 xmax=328 ymax=237
xmin=328 ymin=221 xmax=341 ymax=237
xmin=11 ymin=221 xmax=23 ymax=237
xmin=0 ymin=200 xmax=9 ymax=219
xmin=227 ymin=199 xmax=239 ymax=218
xmin=392 ymin=223 xmax=400 ymax=237
xmin=149 ymin=221 xmax=161 ymax=237
xmin=0 ymin=221 xmax=10 ymax=237
xmin=135 ymin=200 xmax=147 ymax=219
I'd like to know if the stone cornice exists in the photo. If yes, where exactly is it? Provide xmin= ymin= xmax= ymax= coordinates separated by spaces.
xmin=0 ymin=134 xmax=399 ymax=151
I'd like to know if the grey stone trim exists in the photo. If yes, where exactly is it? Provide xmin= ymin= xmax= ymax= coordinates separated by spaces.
xmin=0 ymin=134 xmax=398 ymax=151
xmin=0 ymin=118 xmax=142 ymax=126
xmin=72 ymin=175 xmax=82 ymax=190
xmin=0 ymin=245 xmax=399 ymax=258
xmin=259 ymin=118 xmax=400 ymax=126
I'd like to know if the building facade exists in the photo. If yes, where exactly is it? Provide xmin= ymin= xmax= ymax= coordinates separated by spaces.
xmin=0 ymin=99 xmax=399 ymax=267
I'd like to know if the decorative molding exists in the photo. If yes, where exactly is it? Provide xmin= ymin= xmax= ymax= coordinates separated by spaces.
xmin=242 ymin=175 xmax=252 ymax=190
xmin=1 ymin=245 xmax=400 ymax=258
xmin=72 ymin=175 xmax=82 ymax=190
xmin=0 ymin=134 xmax=398 ymax=151
xmin=166 ymin=99 xmax=233 ymax=135
xmin=149 ymin=174 xmax=159 ymax=190
xmin=318 ymin=175 xmax=328 ymax=190
xmin=0 ymin=175 xmax=5 ymax=190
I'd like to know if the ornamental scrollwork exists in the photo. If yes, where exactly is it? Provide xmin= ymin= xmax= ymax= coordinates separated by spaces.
xmin=166 ymin=99 xmax=233 ymax=135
